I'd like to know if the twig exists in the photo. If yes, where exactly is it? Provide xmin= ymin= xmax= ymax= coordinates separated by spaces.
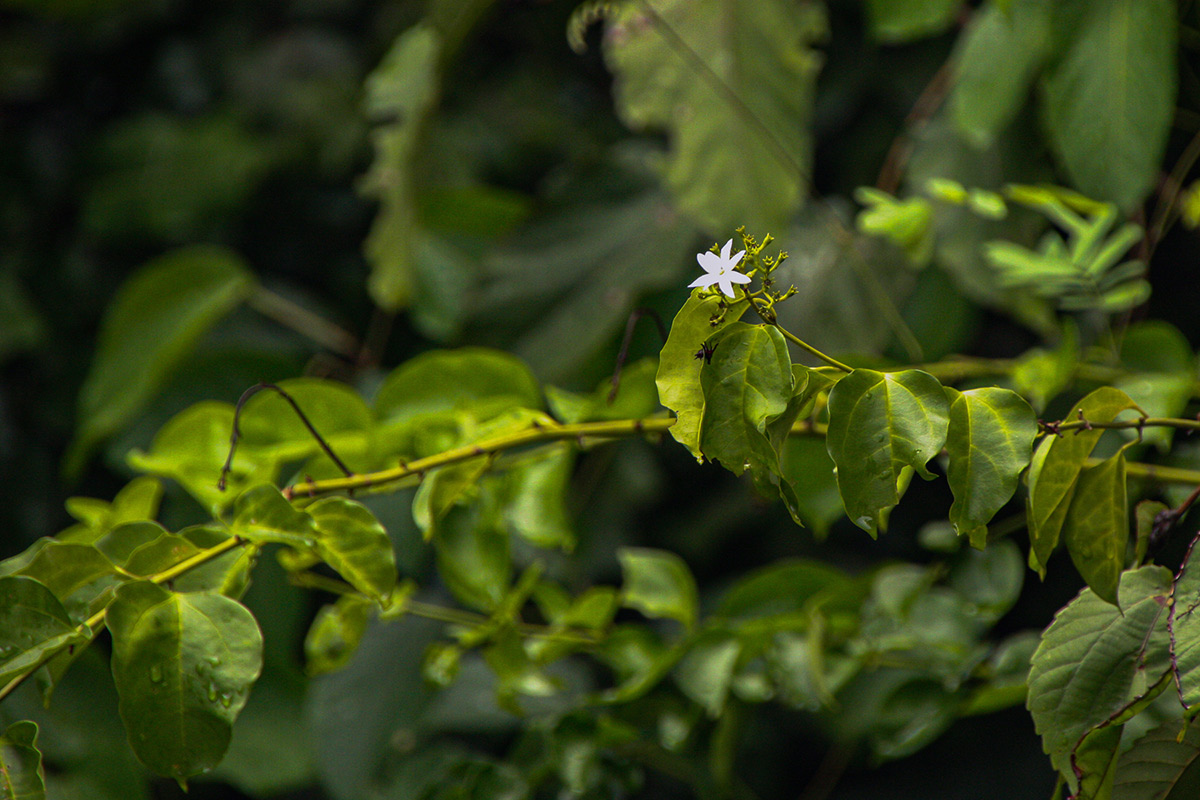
xmin=609 ymin=307 xmax=668 ymax=402
xmin=247 ymin=287 xmax=359 ymax=358
xmin=218 ymin=383 xmax=354 ymax=491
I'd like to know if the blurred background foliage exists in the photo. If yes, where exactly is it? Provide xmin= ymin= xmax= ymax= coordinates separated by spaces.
xmin=2 ymin=0 xmax=1199 ymax=797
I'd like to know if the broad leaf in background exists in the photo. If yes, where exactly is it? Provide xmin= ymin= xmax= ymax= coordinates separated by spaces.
xmin=602 ymin=0 xmax=823 ymax=233
xmin=950 ymin=1 xmax=1053 ymax=148
xmin=108 ymin=581 xmax=263 ymax=783
xmin=1027 ymin=566 xmax=1172 ymax=782
xmin=1041 ymin=0 xmax=1177 ymax=211
xmin=1115 ymin=322 xmax=1196 ymax=452
xmin=865 ymin=0 xmax=962 ymax=43
xmin=944 ymin=387 xmax=1037 ymax=547
xmin=67 ymin=247 xmax=256 ymax=475
xmin=697 ymin=323 xmax=794 ymax=477
xmin=657 ymin=292 xmax=748 ymax=459
xmin=1061 ymin=445 xmax=1130 ymax=606
xmin=1112 ymin=719 xmax=1200 ymax=800
xmin=60 ymin=476 xmax=163 ymax=544
xmin=618 ymin=547 xmax=698 ymax=632
xmin=1026 ymin=386 xmax=1140 ymax=576
xmin=825 ymin=369 xmax=950 ymax=536
xmin=305 ymin=595 xmax=373 ymax=677
xmin=0 ymin=720 xmax=45 ymax=800
xmin=546 ymin=358 xmax=660 ymax=424
xmin=361 ymin=24 xmax=442 ymax=311
xmin=433 ymin=490 xmax=511 ymax=613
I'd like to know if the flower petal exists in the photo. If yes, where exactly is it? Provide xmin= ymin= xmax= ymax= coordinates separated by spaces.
xmin=716 ymin=276 xmax=739 ymax=298
xmin=720 ymin=239 xmax=733 ymax=259
xmin=688 ymin=274 xmax=719 ymax=289
xmin=726 ymin=271 xmax=752 ymax=284
xmin=728 ymin=249 xmax=746 ymax=267
xmin=697 ymin=251 xmax=722 ymax=273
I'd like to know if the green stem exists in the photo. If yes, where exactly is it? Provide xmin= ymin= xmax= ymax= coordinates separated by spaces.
xmin=0 ymin=535 xmax=248 ymax=705
xmin=768 ymin=322 xmax=853 ymax=373
xmin=248 ymin=287 xmax=360 ymax=358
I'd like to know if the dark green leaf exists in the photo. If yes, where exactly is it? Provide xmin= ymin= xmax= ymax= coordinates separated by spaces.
xmin=656 ymin=292 xmax=747 ymax=459
xmin=948 ymin=539 xmax=1024 ymax=622
xmin=1072 ymin=723 xmax=1122 ymax=800
xmin=1027 ymin=566 xmax=1172 ymax=779
xmin=698 ymin=323 xmax=794 ymax=477
xmin=1026 ymin=387 xmax=1140 ymax=575
xmin=0 ymin=720 xmax=46 ymax=800
xmin=1041 ymin=0 xmax=1177 ymax=210
xmin=0 ymin=576 xmax=84 ymax=688
xmin=108 ymin=581 xmax=263 ymax=782
xmin=603 ymin=0 xmax=821 ymax=232
xmin=308 ymin=498 xmax=397 ymax=603
xmin=361 ymin=24 xmax=442 ymax=310
xmin=617 ymin=547 xmax=698 ymax=632
xmin=1113 ymin=719 xmax=1200 ymax=800
xmin=778 ymin=435 xmax=844 ymax=538
xmin=67 ymin=247 xmax=256 ymax=475
xmin=1170 ymin=535 xmax=1200 ymax=711
xmin=1134 ymin=501 xmax=1167 ymax=568
xmin=944 ymin=387 xmax=1038 ymax=547
xmin=825 ymin=369 xmax=950 ymax=536
xmin=1062 ymin=446 xmax=1130 ymax=606
xmin=11 ymin=541 xmax=119 ymax=621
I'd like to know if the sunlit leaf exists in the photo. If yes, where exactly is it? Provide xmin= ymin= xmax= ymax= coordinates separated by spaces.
xmin=232 ymin=485 xmax=318 ymax=548
xmin=617 ymin=547 xmax=698 ymax=632
xmin=944 ymin=387 xmax=1037 ymax=547
xmin=308 ymin=498 xmax=397 ymax=603
xmin=1026 ymin=387 xmax=1140 ymax=576
xmin=108 ymin=581 xmax=263 ymax=782
xmin=1027 ymin=566 xmax=1172 ymax=779
xmin=825 ymin=369 xmax=950 ymax=536
xmin=68 ymin=247 xmax=256 ymax=475
xmin=656 ymin=292 xmax=748 ymax=459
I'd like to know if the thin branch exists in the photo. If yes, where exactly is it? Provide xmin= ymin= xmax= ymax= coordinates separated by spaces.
xmin=610 ymin=307 xmax=669 ymax=403
xmin=1146 ymin=126 xmax=1200 ymax=261
xmin=218 ymin=383 xmax=355 ymax=491
xmin=247 ymin=287 xmax=360 ymax=358
xmin=875 ymin=59 xmax=955 ymax=195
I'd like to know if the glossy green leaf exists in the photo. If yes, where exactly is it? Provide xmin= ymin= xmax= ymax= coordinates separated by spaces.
xmin=11 ymin=541 xmax=119 ymax=621
xmin=502 ymin=446 xmax=575 ymax=552
xmin=232 ymin=485 xmax=318 ymax=548
xmin=1026 ymin=387 xmax=1140 ymax=576
xmin=235 ymin=378 xmax=372 ymax=474
xmin=412 ymin=459 xmax=492 ymax=542
xmin=61 ymin=476 xmax=163 ymax=544
xmin=865 ymin=0 xmax=961 ymax=42
xmin=0 ymin=720 xmax=45 ymax=800
xmin=950 ymin=1 xmax=1054 ymax=147
xmin=433 ymin=496 xmax=511 ymax=613
xmin=656 ymin=292 xmax=747 ymax=459
xmin=128 ymin=401 xmax=274 ymax=515
xmin=1170 ymin=535 xmax=1200 ymax=711
xmin=1113 ymin=719 xmax=1200 ymax=800
xmin=825 ymin=369 xmax=950 ymax=536
xmin=1041 ymin=0 xmax=1177 ymax=211
xmin=617 ymin=547 xmax=698 ymax=632
xmin=603 ymin=0 xmax=821 ymax=232
xmin=1062 ymin=446 xmax=1130 ymax=606
xmin=304 ymin=595 xmax=372 ymax=677
xmin=698 ymin=323 xmax=793 ymax=476
xmin=108 ymin=581 xmax=263 ymax=782
xmin=0 ymin=576 xmax=84 ymax=687
xmin=944 ymin=387 xmax=1038 ymax=547
xmin=374 ymin=347 xmax=543 ymax=426
xmin=67 ymin=246 xmax=256 ymax=475
xmin=361 ymin=24 xmax=442 ymax=310
xmin=1027 ymin=566 xmax=1173 ymax=779
xmin=308 ymin=498 xmax=396 ymax=603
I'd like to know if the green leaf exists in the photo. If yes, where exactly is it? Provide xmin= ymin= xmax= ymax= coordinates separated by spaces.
xmin=1041 ymin=0 xmax=1177 ymax=210
xmin=674 ymin=631 xmax=741 ymax=717
xmin=1062 ymin=446 xmax=1130 ymax=606
xmin=656 ymin=292 xmax=748 ymax=459
xmin=433 ymin=497 xmax=511 ymax=613
xmin=0 ymin=720 xmax=45 ymax=800
xmin=361 ymin=24 xmax=442 ymax=310
xmin=107 ymin=581 xmax=263 ymax=782
xmin=232 ymin=485 xmax=318 ymax=548
xmin=1170 ymin=535 xmax=1200 ymax=711
xmin=60 ymin=476 xmax=164 ymax=544
xmin=617 ymin=547 xmax=698 ymax=632
xmin=546 ymin=358 xmax=660 ymax=424
xmin=1073 ymin=724 xmax=1123 ymax=800
xmin=0 ymin=576 xmax=83 ymax=687
xmin=235 ymin=379 xmax=373 ymax=474
xmin=502 ymin=446 xmax=575 ymax=552
xmin=1134 ymin=500 xmax=1167 ymax=568
xmin=304 ymin=595 xmax=373 ymax=677
xmin=1026 ymin=387 xmax=1140 ymax=575
xmin=948 ymin=539 xmax=1024 ymax=623
xmin=412 ymin=459 xmax=492 ymax=542
xmin=374 ymin=347 xmax=543 ymax=426
xmin=308 ymin=498 xmax=397 ymax=603
xmin=778 ymin=435 xmax=844 ymax=538
xmin=865 ymin=0 xmax=961 ymax=42
xmin=698 ymin=323 xmax=794 ymax=476
xmin=950 ymin=2 xmax=1054 ymax=147
xmin=1027 ymin=566 xmax=1172 ymax=779
xmin=825 ymin=369 xmax=950 ymax=536
xmin=11 ymin=541 xmax=119 ymax=621
xmin=944 ymin=387 xmax=1038 ymax=547
xmin=67 ymin=246 xmax=256 ymax=475
xmin=602 ymin=0 xmax=822 ymax=232
xmin=714 ymin=559 xmax=854 ymax=622
xmin=1113 ymin=719 xmax=1200 ymax=800
xmin=1009 ymin=324 xmax=1079 ymax=412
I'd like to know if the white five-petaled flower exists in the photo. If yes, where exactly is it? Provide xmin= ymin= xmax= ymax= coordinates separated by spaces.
xmin=689 ymin=239 xmax=750 ymax=299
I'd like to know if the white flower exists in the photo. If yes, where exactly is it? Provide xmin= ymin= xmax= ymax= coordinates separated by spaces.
xmin=689 ymin=239 xmax=750 ymax=298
